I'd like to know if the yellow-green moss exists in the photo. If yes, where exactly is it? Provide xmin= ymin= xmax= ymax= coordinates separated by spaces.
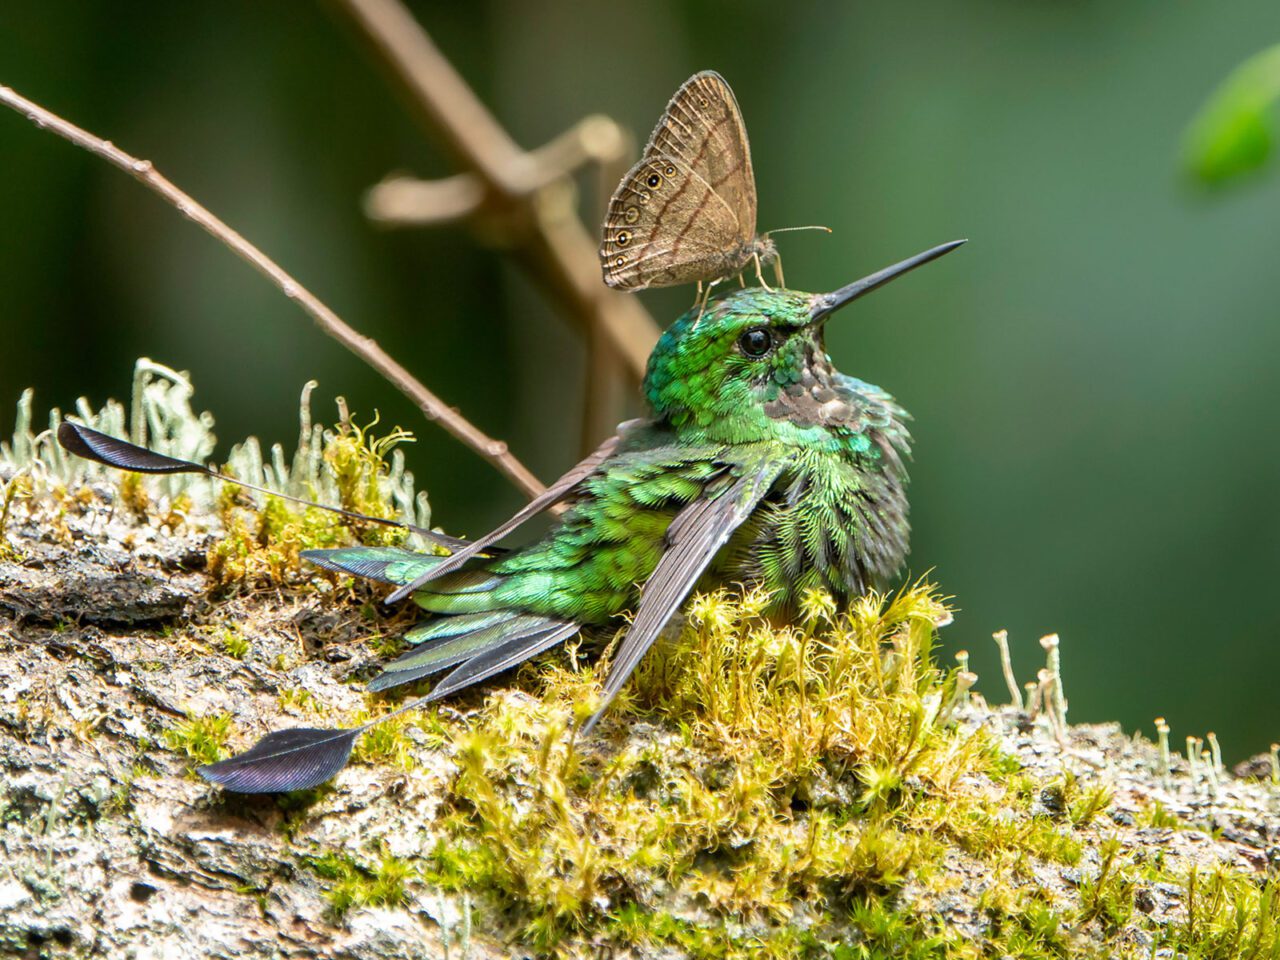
xmin=1169 ymin=868 xmax=1280 ymax=958
xmin=277 ymin=687 xmax=320 ymax=715
xmin=314 ymin=582 xmax=1275 ymax=959
xmin=163 ymin=713 xmax=235 ymax=768
xmin=322 ymin=416 xmax=415 ymax=548
xmin=348 ymin=708 xmax=418 ymax=771
xmin=207 ymin=416 xmax=420 ymax=587
xmin=410 ymin=584 xmax=988 ymax=951
xmin=0 ymin=472 xmax=32 ymax=561
xmin=306 ymin=850 xmax=417 ymax=918
xmin=207 ymin=493 xmax=347 ymax=586
xmin=218 ymin=626 xmax=251 ymax=660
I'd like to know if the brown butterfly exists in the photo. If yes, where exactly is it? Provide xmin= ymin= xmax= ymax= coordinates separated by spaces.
xmin=600 ymin=71 xmax=783 ymax=302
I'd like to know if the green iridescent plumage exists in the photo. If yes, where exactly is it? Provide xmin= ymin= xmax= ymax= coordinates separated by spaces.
xmin=201 ymin=239 xmax=963 ymax=790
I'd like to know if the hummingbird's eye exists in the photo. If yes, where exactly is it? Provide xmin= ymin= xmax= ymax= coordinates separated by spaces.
xmin=738 ymin=327 xmax=774 ymax=359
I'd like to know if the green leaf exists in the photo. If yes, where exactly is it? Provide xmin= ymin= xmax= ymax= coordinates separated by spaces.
xmin=1182 ymin=44 xmax=1280 ymax=186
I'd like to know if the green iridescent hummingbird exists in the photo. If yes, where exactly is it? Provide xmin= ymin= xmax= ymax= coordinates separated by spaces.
xmin=61 ymin=239 xmax=962 ymax=792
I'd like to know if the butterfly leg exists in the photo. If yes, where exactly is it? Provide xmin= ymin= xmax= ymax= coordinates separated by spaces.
xmin=771 ymin=253 xmax=786 ymax=288
xmin=753 ymin=252 xmax=774 ymax=292
xmin=705 ymin=279 xmax=724 ymax=316
xmin=692 ymin=280 xmax=714 ymax=322
xmin=691 ymin=280 xmax=704 ymax=312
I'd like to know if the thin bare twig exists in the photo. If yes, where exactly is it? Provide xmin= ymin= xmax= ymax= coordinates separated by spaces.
xmin=327 ymin=0 xmax=661 ymax=446
xmin=0 ymin=83 xmax=546 ymax=499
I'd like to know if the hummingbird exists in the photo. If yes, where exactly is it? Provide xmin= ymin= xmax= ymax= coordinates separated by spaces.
xmin=58 ymin=239 xmax=963 ymax=792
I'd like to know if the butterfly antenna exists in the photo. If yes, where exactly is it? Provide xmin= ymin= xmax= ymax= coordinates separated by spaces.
xmin=759 ymin=227 xmax=830 ymax=288
xmin=761 ymin=224 xmax=834 ymax=238
xmin=56 ymin=421 xmax=471 ymax=551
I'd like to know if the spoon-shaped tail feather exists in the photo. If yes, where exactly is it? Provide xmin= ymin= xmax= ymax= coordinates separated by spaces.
xmin=58 ymin=421 xmax=203 ymax=474
xmin=200 ymin=620 xmax=581 ymax=793
xmin=198 ymin=726 xmax=362 ymax=793
xmin=57 ymin=422 xmax=473 ymax=551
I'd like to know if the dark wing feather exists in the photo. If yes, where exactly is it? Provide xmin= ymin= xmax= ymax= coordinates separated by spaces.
xmin=383 ymin=428 xmax=628 ymax=604
xmin=582 ymin=455 xmax=788 ymax=732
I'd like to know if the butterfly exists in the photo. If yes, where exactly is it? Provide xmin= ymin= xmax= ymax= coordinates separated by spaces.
xmin=599 ymin=71 xmax=783 ymax=304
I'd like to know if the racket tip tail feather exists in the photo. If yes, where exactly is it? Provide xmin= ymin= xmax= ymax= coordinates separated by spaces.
xmin=197 ymin=727 xmax=362 ymax=794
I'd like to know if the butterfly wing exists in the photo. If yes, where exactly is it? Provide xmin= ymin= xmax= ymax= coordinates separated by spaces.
xmin=601 ymin=71 xmax=759 ymax=290
xmin=655 ymin=72 xmax=758 ymax=241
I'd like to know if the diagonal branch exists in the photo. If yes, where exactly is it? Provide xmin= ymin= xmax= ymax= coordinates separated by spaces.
xmin=0 ymin=83 xmax=547 ymax=500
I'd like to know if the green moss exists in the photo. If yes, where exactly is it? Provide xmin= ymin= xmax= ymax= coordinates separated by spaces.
xmin=407 ymin=584 xmax=1001 ymax=950
xmin=1162 ymin=868 xmax=1280 ymax=959
xmin=218 ymin=626 xmax=252 ymax=660
xmin=207 ymin=494 xmax=347 ymax=586
xmin=306 ymin=850 xmax=417 ymax=918
xmin=1067 ymin=784 xmax=1112 ymax=827
xmin=1137 ymin=799 xmax=1181 ymax=829
xmin=349 ymin=708 xmax=418 ymax=771
xmin=163 ymin=713 xmax=235 ymax=768
xmin=212 ymin=415 xmax=420 ymax=586
xmin=322 ymin=415 xmax=416 ymax=548
xmin=0 ymin=472 xmax=31 ymax=561
xmin=118 ymin=469 xmax=150 ymax=517
xmin=326 ymin=582 xmax=1278 ymax=959
xmin=278 ymin=687 xmax=319 ymax=715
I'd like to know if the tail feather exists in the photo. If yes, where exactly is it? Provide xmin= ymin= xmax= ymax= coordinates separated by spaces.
xmin=301 ymin=547 xmax=444 ymax=586
xmin=304 ymin=547 xmax=581 ymax=704
xmin=402 ymin=610 xmax=514 ymax=646
xmin=368 ymin=612 xmax=576 ymax=692
xmin=426 ymin=621 xmax=581 ymax=701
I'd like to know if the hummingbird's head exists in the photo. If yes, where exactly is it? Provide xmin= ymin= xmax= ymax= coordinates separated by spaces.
xmin=643 ymin=241 xmax=965 ymax=441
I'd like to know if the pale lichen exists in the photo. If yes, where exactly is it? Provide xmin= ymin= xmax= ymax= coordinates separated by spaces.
xmin=4 ymin=359 xmax=439 ymax=588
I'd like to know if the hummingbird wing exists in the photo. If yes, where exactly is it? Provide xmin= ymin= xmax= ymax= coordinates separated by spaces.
xmin=381 ymin=426 xmax=634 ymax=605
xmin=583 ymin=454 xmax=789 ymax=731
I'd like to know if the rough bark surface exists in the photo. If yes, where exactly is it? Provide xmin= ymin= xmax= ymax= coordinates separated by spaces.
xmin=0 ymin=479 xmax=497 ymax=959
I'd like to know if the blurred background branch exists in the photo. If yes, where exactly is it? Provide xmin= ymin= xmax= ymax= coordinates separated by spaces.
xmin=329 ymin=0 xmax=660 ymax=450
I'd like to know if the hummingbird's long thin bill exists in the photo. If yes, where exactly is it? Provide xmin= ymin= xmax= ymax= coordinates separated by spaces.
xmin=809 ymin=239 xmax=966 ymax=323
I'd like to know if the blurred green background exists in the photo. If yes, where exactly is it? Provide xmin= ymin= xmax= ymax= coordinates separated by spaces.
xmin=3 ymin=2 xmax=1279 ymax=757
